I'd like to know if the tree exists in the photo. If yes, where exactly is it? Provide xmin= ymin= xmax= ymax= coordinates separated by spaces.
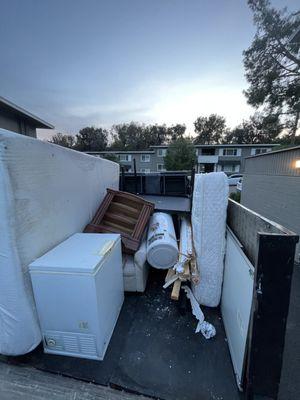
xmin=75 ymin=127 xmax=108 ymax=151
xmin=164 ymin=137 xmax=197 ymax=171
xmin=244 ymin=0 xmax=300 ymax=144
xmin=101 ymin=153 xmax=119 ymax=163
xmin=143 ymin=124 xmax=173 ymax=146
xmin=110 ymin=122 xmax=146 ymax=150
xmin=224 ymin=113 xmax=282 ymax=143
xmin=110 ymin=122 xmax=174 ymax=150
xmin=194 ymin=114 xmax=227 ymax=144
xmin=276 ymin=133 xmax=300 ymax=147
xmin=168 ymin=124 xmax=186 ymax=141
xmin=49 ymin=133 xmax=76 ymax=148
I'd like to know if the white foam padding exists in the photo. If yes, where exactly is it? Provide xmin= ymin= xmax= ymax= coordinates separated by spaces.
xmin=0 ymin=129 xmax=119 ymax=355
xmin=122 ymin=236 xmax=149 ymax=292
xmin=191 ymin=172 xmax=228 ymax=307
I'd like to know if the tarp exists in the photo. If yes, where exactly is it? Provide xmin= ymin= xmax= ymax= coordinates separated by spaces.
xmin=191 ymin=172 xmax=228 ymax=307
xmin=0 ymin=129 xmax=119 ymax=355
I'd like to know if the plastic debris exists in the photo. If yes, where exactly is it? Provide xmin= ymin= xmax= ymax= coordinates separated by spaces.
xmin=182 ymin=285 xmax=216 ymax=339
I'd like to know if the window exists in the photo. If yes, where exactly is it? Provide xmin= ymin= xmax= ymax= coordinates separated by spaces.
xmin=157 ymin=149 xmax=167 ymax=157
xmin=157 ymin=163 xmax=166 ymax=172
xmin=251 ymin=148 xmax=271 ymax=156
xmin=140 ymin=168 xmax=151 ymax=173
xmin=140 ymin=154 xmax=150 ymax=162
xmin=222 ymin=164 xmax=236 ymax=172
xmin=119 ymin=154 xmax=132 ymax=162
xmin=201 ymin=148 xmax=215 ymax=155
xmin=221 ymin=148 xmax=240 ymax=156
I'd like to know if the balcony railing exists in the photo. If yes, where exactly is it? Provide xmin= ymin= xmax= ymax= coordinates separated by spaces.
xmin=198 ymin=155 xmax=219 ymax=164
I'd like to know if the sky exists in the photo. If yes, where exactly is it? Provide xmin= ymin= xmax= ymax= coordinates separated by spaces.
xmin=0 ymin=0 xmax=298 ymax=139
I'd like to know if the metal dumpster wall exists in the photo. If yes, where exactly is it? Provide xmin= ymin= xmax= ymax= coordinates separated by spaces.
xmin=227 ymin=199 xmax=299 ymax=399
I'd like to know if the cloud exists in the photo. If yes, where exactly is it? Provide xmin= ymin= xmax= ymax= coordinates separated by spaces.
xmin=38 ymin=75 xmax=254 ymax=140
xmin=140 ymin=78 xmax=254 ymax=133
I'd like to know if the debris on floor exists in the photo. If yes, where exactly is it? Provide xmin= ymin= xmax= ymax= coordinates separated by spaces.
xmin=182 ymin=286 xmax=216 ymax=340
xmin=163 ymin=216 xmax=199 ymax=301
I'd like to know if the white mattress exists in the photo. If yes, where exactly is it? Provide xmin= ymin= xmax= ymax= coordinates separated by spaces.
xmin=191 ymin=172 xmax=228 ymax=307
xmin=0 ymin=129 xmax=119 ymax=355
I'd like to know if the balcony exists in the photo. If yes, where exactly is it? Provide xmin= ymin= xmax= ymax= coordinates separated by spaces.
xmin=198 ymin=155 xmax=219 ymax=164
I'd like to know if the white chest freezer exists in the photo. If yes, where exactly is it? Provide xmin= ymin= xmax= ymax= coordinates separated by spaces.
xmin=29 ymin=233 xmax=124 ymax=360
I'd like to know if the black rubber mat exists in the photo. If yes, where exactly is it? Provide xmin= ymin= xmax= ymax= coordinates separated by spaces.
xmin=1 ymin=269 xmax=242 ymax=400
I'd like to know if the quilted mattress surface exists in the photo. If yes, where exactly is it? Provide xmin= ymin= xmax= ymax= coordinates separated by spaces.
xmin=192 ymin=172 xmax=228 ymax=307
xmin=0 ymin=129 xmax=119 ymax=355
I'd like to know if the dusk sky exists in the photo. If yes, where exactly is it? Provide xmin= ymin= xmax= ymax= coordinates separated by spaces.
xmin=0 ymin=0 xmax=297 ymax=139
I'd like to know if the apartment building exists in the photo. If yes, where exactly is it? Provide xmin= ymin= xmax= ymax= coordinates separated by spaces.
xmin=0 ymin=96 xmax=54 ymax=138
xmin=87 ymin=143 xmax=279 ymax=174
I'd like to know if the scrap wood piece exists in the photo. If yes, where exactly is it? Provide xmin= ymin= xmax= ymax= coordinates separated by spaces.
xmin=190 ymin=217 xmax=200 ymax=285
xmin=84 ymin=188 xmax=154 ymax=254
xmin=182 ymin=261 xmax=190 ymax=280
xmin=163 ymin=271 xmax=179 ymax=289
xmin=171 ymin=279 xmax=182 ymax=300
xmin=165 ymin=268 xmax=175 ymax=283
xmin=190 ymin=257 xmax=200 ymax=285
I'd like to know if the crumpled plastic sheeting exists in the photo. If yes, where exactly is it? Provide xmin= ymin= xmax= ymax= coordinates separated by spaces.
xmin=191 ymin=173 xmax=228 ymax=307
xmin=182 ymin=286 xmax=216 ymax=339
xmin=0 ymin=129 xmax=119 ymax=355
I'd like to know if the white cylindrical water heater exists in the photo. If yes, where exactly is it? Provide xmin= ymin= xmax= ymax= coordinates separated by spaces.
xmin=146 ymin=212 xmax=178 ymax=269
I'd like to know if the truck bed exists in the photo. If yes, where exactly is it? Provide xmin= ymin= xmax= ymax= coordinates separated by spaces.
xmin=1 ymin=269 xmax=242 ymax=400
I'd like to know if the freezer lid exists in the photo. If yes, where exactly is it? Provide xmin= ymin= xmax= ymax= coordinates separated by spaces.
xmin=29 ymin=233 xmax=121 ymax=274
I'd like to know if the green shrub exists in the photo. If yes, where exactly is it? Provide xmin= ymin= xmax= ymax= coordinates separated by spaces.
xmin=229 ymin=191 xmax=241 ymax=203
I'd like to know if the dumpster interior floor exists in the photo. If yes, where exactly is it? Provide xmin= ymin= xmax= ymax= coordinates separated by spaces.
xmin=2 ymin=269 xmax=242 ymax=400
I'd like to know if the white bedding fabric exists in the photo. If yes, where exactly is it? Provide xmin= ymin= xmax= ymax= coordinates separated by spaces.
xmin=0 ymin=129 xmax=119 ymax=355
xmin=191 ymin=172 xmax=228 ymax=307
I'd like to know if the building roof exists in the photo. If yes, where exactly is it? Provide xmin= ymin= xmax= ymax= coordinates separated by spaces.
xmin=86 ymin=150 xmax=155 ymax=154
xmin=0 ymin=96 xmax=54 ymax=129
xmin=150 ymin=144 xmax=279 ymax=148
xmin=86 ymin=144 xmax=280 ymax=154
xmin=245 ymin=145 xmax=300 ymax=160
